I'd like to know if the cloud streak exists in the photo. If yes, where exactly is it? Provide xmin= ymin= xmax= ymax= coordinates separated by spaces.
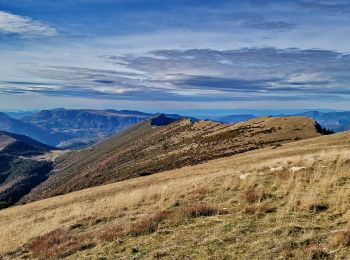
xmin=297 ymin=0 xmax=350 ymax=12
xmin=0 ymin=11 xmax=57 ymax=38
xmin=1 ymin=47 xmax=350 ymax=103
xmin=1 ymin=0 xmax=350 ymax=109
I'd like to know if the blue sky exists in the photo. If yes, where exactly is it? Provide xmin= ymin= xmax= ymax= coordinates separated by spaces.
xmin=1 ymin=0 xmax=350 ymax=112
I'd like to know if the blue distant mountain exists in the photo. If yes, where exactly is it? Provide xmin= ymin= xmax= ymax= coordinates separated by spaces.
xmin=0 ymin=112 xmax=67 ymax=146
xmin=215 ymin=110 xmax=350 ymax=132
xmin=294 ymin=111 xmax=350 ymax=132
xmin=2 ymin=110 xmax=38 ymax=120
xmin=216 ymin=114 xmax=257 ymax=123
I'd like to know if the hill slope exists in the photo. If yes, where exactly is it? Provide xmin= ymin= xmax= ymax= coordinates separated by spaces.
xmin=22 ymin=116 xmax=321 ymax=203
xmin=1 ymin=129 xmax=349 ymax=259
xmin=0 ymin=132 xmax=53 ymax=156
xmin=0 ymin=132 xmax=54 ymax=208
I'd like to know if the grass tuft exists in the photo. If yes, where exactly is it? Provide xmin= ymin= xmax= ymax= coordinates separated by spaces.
xmin=244 ymin=188 xmax=268 ymax=203
xmin=330 ymin=230 xmax=350 ymax=247
xmin=129 ymin=210 xmax=172 ymax=236
xmin=98 ymin=225 xmax=125 ymax=242
xmin=244 ymin=204 xmax=276 ymax=215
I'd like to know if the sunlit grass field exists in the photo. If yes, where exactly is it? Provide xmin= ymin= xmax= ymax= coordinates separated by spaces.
xmin=1 ymin=131 xmax=350 ymax=259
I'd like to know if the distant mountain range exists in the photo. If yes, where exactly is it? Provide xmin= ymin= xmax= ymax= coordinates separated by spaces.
xmin=0 ymin=112 xmax=66 ymax=146
xmin=293 ymin=111 xmax=350 ymax=132
xmin=2 ymin=110 xmax=38 ymax=120
xmin=0 ymin=109 xmax=158 ymax=149
xmin=216 ymin=111 xmax=350 ymax=132
xmin=216 ymin=114 xmax=256 ymax=123
xmin=22 ymin=108 xmax=154 ymax=148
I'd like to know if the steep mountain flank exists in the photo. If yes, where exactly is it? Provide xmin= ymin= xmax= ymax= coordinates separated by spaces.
xmin=0 ymin=132 xmax=54 ymax=208
xmin=23 ymin=116 xmax=321 ymax=202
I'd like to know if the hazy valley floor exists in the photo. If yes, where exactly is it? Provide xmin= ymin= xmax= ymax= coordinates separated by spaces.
xmin=1 ymin=131 xmax=350 ymax=259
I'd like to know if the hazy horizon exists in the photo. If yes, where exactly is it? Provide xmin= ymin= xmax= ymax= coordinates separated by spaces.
xmin=0 ymin=107 xmax=347 ymax=119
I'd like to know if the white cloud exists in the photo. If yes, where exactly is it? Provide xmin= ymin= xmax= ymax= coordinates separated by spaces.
xmin=0 ymin=11 xmax=57 ymax=38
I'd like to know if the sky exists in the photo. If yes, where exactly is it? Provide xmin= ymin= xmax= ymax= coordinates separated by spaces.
xmin=1 ymin=0 xmax=350 ymax=112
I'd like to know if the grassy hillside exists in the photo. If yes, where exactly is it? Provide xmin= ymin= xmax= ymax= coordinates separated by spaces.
xmin=22 ymin=116 xmax=321 ymax=203
xmin=1 ymin=130 xmax=349 ymax=259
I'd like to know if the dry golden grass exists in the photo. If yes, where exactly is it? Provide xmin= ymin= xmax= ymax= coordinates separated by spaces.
xmin=1 ymin=130 xmax=350 ymax=259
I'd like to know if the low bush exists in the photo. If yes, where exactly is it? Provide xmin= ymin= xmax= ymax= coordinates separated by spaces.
xmin=28 ymin=229 xmax=95 ymax=259
xmin=181 ymin=204 xmax=219 ymax=218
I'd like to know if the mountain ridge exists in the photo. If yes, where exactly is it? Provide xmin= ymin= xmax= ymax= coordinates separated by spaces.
xmin=22 ymin=115 xmax=321 ymax=203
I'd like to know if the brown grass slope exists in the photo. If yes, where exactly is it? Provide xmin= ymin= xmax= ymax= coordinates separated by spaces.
xmin=22 ymin=116 xmax=320 ymax=203
xmin=1 ymin=129 xmax=350 ymax=259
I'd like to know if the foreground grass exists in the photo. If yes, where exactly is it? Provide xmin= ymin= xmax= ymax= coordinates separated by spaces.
xmin=1 ymin=131 xmax=350 ymax=259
